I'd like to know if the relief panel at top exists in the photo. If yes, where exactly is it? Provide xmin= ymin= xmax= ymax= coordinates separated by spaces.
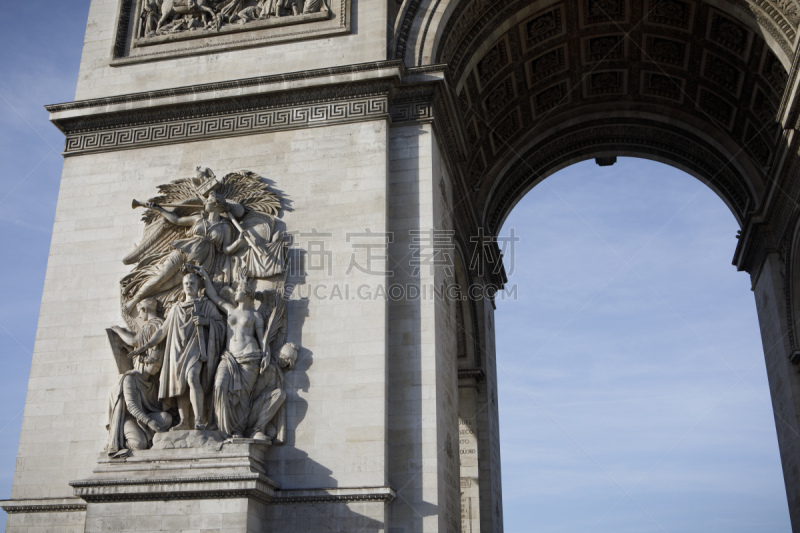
xmin=114 ymin=0 xmax=350 ymax=64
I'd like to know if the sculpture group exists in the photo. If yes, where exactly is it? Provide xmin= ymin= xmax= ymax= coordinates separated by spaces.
xmin=106 ymin=168 xmax=298 ymax=456
xmin=140 ymin=0 xmax=331 ymax=37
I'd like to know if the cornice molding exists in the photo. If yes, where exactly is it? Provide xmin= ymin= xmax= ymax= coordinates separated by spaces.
xmin=0 ymin=498 xmax=86 ymax=514
xmin=67 ymin=475 xmax=394 ymax=506
xmin=61 ymin=94 xmax=392 ymax=156
xmin=733 ymin=218 xmax=776 ymax=286
xmin=69 ymin=474 xmax=280 ymax=489
xmin=458 ymin=368 xmax=486 ymax=381
xmin=47 ymin=62 xmax=466 ymax=158
xmin=71 ymin=473 xmax=279 ymax=504
xmin=46 ymin=60 xmax=407 ymax=115
xmin=275 ymin=486 xmax=396 ymax=504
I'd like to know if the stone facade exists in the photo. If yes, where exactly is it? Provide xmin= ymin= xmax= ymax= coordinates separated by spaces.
xmin=4 ymin=0 xmax=800 ymax=531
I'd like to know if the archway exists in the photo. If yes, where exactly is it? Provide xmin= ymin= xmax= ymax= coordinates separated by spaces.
xmin=495 ymin=157 xmax=789 ymax=531
xmin=8 ymin=0 xmax=800 ymax=531
xmin=396 ymin=0 xmax=792 ymax=226
xmin=391 ymin=0 xmax=800 ymax=531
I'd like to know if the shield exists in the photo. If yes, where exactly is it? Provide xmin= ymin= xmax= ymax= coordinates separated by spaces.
xmin=106 ymin=328 xmax=134 ymax=374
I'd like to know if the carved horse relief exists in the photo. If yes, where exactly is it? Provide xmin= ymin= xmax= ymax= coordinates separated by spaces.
xmin=155 ymin=0 xmax=218 ymax=32
xmin=139 ymin=0 xmax=332 ymax=37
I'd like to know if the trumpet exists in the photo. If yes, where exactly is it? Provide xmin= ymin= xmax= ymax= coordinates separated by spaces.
xmin=131 ymin=199 xmax=202 ymax=210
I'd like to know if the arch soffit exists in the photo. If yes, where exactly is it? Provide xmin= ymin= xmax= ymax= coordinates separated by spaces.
xmin=395 ymin=0 xmax=792 ymax=231
xmin=400 ymin=0 xmax=796 ymax=70
xmin=480 ymin=115 xmax=757 ymax=232
xmin=479 ymin=104 xmax=767 ymax=224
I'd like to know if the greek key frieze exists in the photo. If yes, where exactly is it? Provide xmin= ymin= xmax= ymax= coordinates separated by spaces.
xmin=63 ymin=97 xmax=388 ymax=155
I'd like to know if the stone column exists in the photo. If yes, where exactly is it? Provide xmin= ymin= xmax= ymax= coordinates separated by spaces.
xmin=753 ymin=252 xmax=800 ymax=530
xmin=387 ymin=123 xmax=462 ymax=532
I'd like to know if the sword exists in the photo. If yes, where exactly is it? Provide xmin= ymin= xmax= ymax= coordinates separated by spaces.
xmin=193 ymin=299 xmax=208 ymax=363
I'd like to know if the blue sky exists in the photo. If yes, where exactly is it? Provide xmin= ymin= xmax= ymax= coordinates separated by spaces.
xmin=496 ymin=159 xmax=790 ymax=532
xmin=0 ymin=1 xmax=791 ymax=532
xmin=0 ymin=1 xmax=90 ymax=530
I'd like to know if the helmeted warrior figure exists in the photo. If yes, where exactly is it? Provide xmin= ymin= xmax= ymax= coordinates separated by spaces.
xmin=106 ymin=298 xmax=172 ymax=455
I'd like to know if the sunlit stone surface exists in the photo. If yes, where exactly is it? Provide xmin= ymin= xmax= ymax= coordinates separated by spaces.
xmin=4 ymin=0 xmax=800 ymax=531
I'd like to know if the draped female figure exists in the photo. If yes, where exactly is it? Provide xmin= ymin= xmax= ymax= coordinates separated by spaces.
xmin=131 ymin=272 xmax=225 ymax=430
xmin=196 ymin=266 xmax=267 ymax=438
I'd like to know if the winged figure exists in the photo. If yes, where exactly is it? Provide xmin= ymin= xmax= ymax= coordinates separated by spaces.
xmin=121 ymin=167 xmax=288 ymax=331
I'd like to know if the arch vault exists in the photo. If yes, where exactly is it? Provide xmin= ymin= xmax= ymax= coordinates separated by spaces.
xmin=5 ymin=0 xmax=800 ymax=531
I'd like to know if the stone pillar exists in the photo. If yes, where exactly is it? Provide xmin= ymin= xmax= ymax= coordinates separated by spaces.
xmin=753 ymin=252 xmax=800 ymax=530
xmin=458 ymin=385 xmax=481 ymax=533
xmin=475 ymin=298 xmax=503 ymax=533
xmin=387 ymin=123 xmax=461 ymax=533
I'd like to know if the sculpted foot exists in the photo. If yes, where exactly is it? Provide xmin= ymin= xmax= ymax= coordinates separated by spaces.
xmin=252 ymin=431 xmax=271 ymax=444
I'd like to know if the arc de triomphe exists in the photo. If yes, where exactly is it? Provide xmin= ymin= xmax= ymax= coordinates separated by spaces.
xmin=3 ymin=0 xmax=800 ymax=531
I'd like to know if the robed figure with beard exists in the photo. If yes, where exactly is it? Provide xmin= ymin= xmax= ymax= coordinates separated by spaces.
xmin=106 ymin=298 xmax=172 ymax=455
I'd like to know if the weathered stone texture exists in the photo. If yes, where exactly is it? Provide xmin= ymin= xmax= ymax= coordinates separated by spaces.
xmin=260 ymin=500 xmax=387 ymax=532
xmin=387 ymin=123 xmax=439 ymax=533
xmin=12 ymin=121 xmax=389 ymax=512
xmin=74 ymin=0 xmax=386 ymax=100
xmin=386 ymin=124 xmax=461 ymax=532
xmin=754 ymin=253 xmax=800 ymax=528
xmin=6 ymin=510 xmax=86 ymax=533
xmin=84 ymin=499 xmax=255 ymax=532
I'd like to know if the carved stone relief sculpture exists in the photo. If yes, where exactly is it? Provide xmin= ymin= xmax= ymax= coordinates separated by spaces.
xmin=105 ymin=299 xmax=173 ymax=456
xmin=139 ymin=0 xmax=331 ymax=39
xmin=105 ymin=167 xmax=299 ymax=455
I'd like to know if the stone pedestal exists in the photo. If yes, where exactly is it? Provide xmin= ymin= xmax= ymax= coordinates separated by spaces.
xmin=71 ymin=431 xmax=278 ymax=532
xmin=61 ymin=430 xmax=395 ymax=532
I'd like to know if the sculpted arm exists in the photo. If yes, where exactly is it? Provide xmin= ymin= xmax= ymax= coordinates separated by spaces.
xmin=149 ymin=204 xmax=198 ymax=227
xmin=130 ymin=323 xmax=168 ymax=356
xmin=223 ymin=221 xmax=246 ymax=255
xmin=195 ymin=266 xmax=234 ymax=314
